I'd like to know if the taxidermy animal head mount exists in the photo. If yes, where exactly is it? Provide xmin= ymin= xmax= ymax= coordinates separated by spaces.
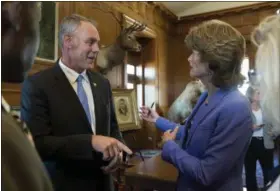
xmin=116 ymin=22 xmax=147 ymax=52
xmin=92 ymin=3 xmax=147 ymax=74
xmin=167 ymin=80 xmax=205 ymax=123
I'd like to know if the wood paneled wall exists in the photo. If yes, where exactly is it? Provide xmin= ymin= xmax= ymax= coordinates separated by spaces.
xmin=2 ymin=2 xmax=279 ymax=149
xmin=5 ymin=2 xmax=277 ymax=111
xmin=167 ymin=2 xmax=280 ymax=106
xmin=2 ymin=2 xmax=174 ymax=113
xmin=2 ymin=1 xmax=175 ymax=149
xmin=107 ymin=1 xmax=176 ymax=113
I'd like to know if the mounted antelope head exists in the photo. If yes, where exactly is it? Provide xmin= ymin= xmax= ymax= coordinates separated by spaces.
xmin=92 ymin=4 xmax=147 ymax=74
xmin=116 ymin=22 xmax=146 ymax=52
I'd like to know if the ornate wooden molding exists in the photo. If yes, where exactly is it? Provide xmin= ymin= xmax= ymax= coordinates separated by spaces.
xmin=178 ymin=2 xmax=280 ymax=22
xmin=27 ymin=57 xmax=55 ymax=76
xmin=103 ymin=2 xmax=175 ymax=33
xmin=150 ymin=2 xmax=178 ymax=21
xmin=35 ymin=57 xmax=56 ymax=65
xmin=2 ymin=88 xmax=21 ymax=93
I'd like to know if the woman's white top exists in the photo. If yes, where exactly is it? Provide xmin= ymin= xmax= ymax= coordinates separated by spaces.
xmin=252 ymin=108 xmax=264 ymax=137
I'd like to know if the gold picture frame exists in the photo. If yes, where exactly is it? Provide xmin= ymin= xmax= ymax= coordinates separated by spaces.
xmin=112 ymin=89 xmax=141 ymax=132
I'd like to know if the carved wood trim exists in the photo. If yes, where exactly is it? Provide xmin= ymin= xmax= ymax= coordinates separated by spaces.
xmin=2 ymin=88 xmax=21 ymax=93
xmin=27 ymin=57 xmax=55 ymax=76
xmin=35 ymin=57 xmax=56 ymax=65
xmin=178 ymin=2 xmax=280 ymax=22
xmin=102 ymin=2 xmax=174 ymax=33
xmin=151 ymin=2 xmax=178 ymax=21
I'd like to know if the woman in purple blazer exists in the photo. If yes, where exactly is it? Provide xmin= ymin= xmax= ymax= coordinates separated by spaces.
xmin=140 ymin=20 xmax=253 ymax=191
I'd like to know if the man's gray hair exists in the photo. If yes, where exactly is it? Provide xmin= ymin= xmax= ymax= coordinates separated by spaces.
xmin=58 ymin=14 xmax=97 ymax=48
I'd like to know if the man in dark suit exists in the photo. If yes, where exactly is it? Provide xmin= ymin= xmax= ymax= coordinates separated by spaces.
xmin=2 ymin=2 xmax=53 ymax=191
xmin=21 ymin=14 xmax=132 ymax=191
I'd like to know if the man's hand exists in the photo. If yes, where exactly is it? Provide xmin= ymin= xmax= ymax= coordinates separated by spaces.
xmin=91 ymin=135 xmax=132 ymax=161
xmin=101 ymin=152 xmax=124 ymax=174
xmin=162 ymin=127 xmax=179 ymax=144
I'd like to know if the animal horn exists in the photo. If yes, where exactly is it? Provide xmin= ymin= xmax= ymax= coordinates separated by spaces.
xmin=125 ymin=22 xmax=147 ymax=33
xmin=135 ymin=23 xmax=146 ymax=31
xmin=125 ymin=22 xmax=138 ymax=33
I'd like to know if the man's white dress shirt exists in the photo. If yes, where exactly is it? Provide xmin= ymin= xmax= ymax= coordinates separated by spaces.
xmin=59 ymin=59 xmax=96 ymax=134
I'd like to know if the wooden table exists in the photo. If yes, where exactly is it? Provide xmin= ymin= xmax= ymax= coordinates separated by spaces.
xmin=124 ymin=153 xmax=178 ymax=191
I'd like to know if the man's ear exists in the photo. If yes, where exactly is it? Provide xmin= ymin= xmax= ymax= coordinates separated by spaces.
xmin=2 ymin=2 xmax=22 ymax=31
xmin=64 ymin=35 xmax=73 ymax=49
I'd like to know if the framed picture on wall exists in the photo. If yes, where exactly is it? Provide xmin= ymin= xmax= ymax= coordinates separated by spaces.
xmin=36 ymin=1 xmax=58 ymax=61
xmin=112 ymin=89 xmax=141 ymax=132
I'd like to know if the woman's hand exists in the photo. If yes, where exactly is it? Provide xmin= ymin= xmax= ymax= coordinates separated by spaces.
xmin=162 ymin=127 xmax=179 ymax=144
xmin=267 ymin=124 xmax=277 ymax=138
xmin=253 ymin=124 xmax=264 ymax=130
xmin=139 ymin=106 xmax=159 ymax=123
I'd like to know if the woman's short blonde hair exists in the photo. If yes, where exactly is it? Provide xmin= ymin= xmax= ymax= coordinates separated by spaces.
xmin=185 ymin=20 xmax=246 ymax=88
xmin=251 ymin=14 xmax=280 ymax=133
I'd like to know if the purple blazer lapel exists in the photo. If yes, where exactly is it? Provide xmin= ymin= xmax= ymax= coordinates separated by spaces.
xmin=186 ymin=88 xmax=234 ymax=146
xmin=180 ymin=92 xmax=208 ymax=146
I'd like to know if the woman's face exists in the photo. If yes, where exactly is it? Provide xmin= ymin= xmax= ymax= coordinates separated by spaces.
xmin=188 ymin=50 xmax=211 ymax=79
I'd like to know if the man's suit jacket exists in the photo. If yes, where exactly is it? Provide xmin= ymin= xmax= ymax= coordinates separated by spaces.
xmin=21 ymin=62 xmax=123 ymax=191
xmin=156 ymin=88 xmax=253 ymax=191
